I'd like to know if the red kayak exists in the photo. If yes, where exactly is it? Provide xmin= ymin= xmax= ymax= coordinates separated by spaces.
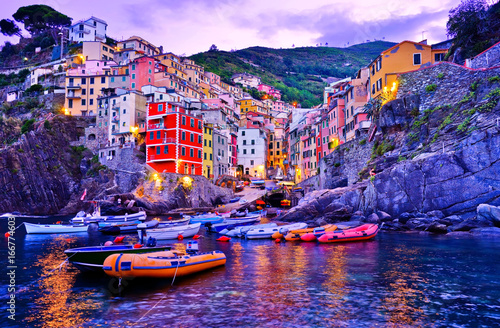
xmin=317 ymin=224 xmax=380 ymax=243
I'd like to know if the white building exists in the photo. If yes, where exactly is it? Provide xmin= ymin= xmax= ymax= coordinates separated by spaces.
xmin=69 ymin=17 xmax=107 ymax=43
xmin=232 ymin=73 xmax=261 ymax=89
xmin=213 ymin=130 xmax=229 ymax=180
xmin=237 ymin=128 xmax=267 ymax=178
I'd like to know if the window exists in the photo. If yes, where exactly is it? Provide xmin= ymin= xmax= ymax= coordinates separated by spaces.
xmin=270 ymin=151 xmax=273 ymax=156
xmin=90 ymin=88 xmax=94 ymax=95
xmin=434 ymin=53 xmax=445 ymax=62
xmin=277 ymin=142 xmax=280 ymax=148
xmin=376 ymin=79 xmax=382 ymax=91
xmin=122 ymin=77 xmax=126 ymax=82
xmin=164 ymin=146 xmax=168 ymax=154
xmin=181 ymin=147 xmax=186 ymax=156
xmin=89 ymin=99 xmax=94 ymax=106
xmin=250 ymin=160 xmax=254 ymax=165
xmin=123 ymin=109 xmax=126 ymax=114
xmin=251 ymin=140 xmax=255 ymax=145
xmin=81 ymin=99 xmax=86 ymax=106
xmin=222 ymin=139 xmax=224 ymax=145
xmin=204 ymin=139 xmax=207 ymax=146
xmin=243 ymin=140 xmax=246 ymax=145
xmin=198 ymin=150 xmax=202 ymax=158
xmin=251 ymin=149 xmax=255 ymax=154
xmin=81 ymin=78 xmax=86 ymax=85
xmin=90 ymin=77 xmax=95 ymax=84
xmin=158 ymin=104 xmax=163 ymax=111
xmin=198 ymin=121 xmax=202 ymax=129
xmin=209 ymin=140 xmax=212 ymax=147
xmin=101 ymin=77 xmax=105 ymax=83
xmin=156 ymin=146 xmax=160 ymax=155
xmin=190 ymin=118 xmax=194 ymax=127
xmin=242 ymin=131 xmax=245 ymax=136
xmin=210 ymin=154 xmax=212 ymax=160
xmin=376 ymin=58 xmax=382 ymax=71
xmin=68 ymin=99 xmax=73 ymax=108
xmin=182 ymin=131 xmax=186 ymax=140
xmin=243 ymin=149 xmax=247 ymax=154
xmin=204 ymin=153 xmax=207 ymax=160
xmin=190 ymin=134 xmax=194 ymax=142
xmin=190 ymin=148 xmax=194 ymax=157
xmin=182 ymin=116 xmax=186 ymax=125
xmin=198 ymin=135 xmax=202 ymax=143
xmin=222 ymin=150 xmax=224 ymax=157
xmin=156 ymin=131 xmax=161 ymax=139
xmin=277 ymin=151 xmax=280 ymax=155
xmin=132 ymin=64 xmax=136 ymax=70
xmin=132 ymin=74 xmax=136 ymax=79
xmin=269 ymin=143 xmax=273 ymax=149
xmin=413 ymin=53 xmax=422 ymax=65
xmin=82 ymin=89 xmax=86 ymax=95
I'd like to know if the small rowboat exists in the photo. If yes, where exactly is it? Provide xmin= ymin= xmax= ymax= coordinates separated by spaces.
xmin=187 ymin=214 xmax=224 ymax=225
xmin=229 ymin=197 xmax=241 ymax=203
xmin=206 ymin=217 xmax=261 ymax=233
xmin=140 ymin=223 xmax=202 ymax=240
xmin=317 ymin=224 xmax=380 ymax=243
xmin=223 ymin=223 xmax=278 ymax=237
xmin=70 ymin=211 xmax=147 ymax=225
xmin=65 ymin=244 xmax=172 ymax=271
xmin=24 ymin=222 xmax=88 ymax=234
xmin=300 ymin=226 xmax=335 ymax=241
xmin=246 ymin=222 xmax=307 ymax=239
xmin=99 ymin=220 xmax=159 ymax=235
xmin=103 ymin=250 xmax=226 ymax=278
xmin=284 ymin=224 xmax=337 ymax=241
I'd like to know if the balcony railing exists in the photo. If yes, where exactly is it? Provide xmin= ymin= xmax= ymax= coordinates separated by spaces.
xmin=67 ymin=83 xmax=81 ymax=89
xmin=66 ymin=91 xmax=80 ymax=98
xmin=148 ymin=123 xmax=165 ymax=130
xmin=111 ymin=116 xmax=119 ymax=123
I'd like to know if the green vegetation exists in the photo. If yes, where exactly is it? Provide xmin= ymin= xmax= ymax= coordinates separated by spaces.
xmin=25 ymin=84 xmax=43 ymax=93
xmin=447 ymin=0 xmax=500 ymax=60
xmin=488 ymin=76 xmax=500 ymax=83
xmin=437 ymin=73 xmax=444 ymax=79
xmin=0 ymin=69 xmax=29 ymax=88
xmin=10 ymin=169 xmax=18 ymax=174
xmin=334 ymin=162 xmax=341 ymax=167
xmin=43 ymin=120 xmax=51 ymax=130
xmin=17 ymin=148 xmax=24 ymax=153
xmin=189 ymin=41 xmax=395 ymax=107
xmin=459 ymin=91 xmax=475 ymax=105
xmin=470 ymin=80 xmax=480 ymax=91
xmin=358 ymin=138 xmax=366 ymax=145
xmin=457 ymin=117 xmax=471 ymax=132
xmin=20 ymin=118 xmax=35 ymax=134
xmin=397 ymin=155 xmax=407 ymax=162
xmin=477 ymin=88 xmax=500 ymax=112
xmin=425 ymin=84 xmax=437 ymax=92
xmin=371 ymin=140 xmax=395 ymax=159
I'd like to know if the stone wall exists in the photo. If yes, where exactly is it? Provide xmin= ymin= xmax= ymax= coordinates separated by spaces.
xmin=397 ymin=62 xmax=500 ymax=112
xmin=470 ymin=42 xmax=500 ymax=69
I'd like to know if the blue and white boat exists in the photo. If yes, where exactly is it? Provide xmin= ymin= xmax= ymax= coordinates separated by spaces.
xmin=222 ymin=223 xmax=278 ymax=237
xmin=186 ymin=213 xmax=224 ymax=226
xmin=206 ymin=217 xmax=261 ymax=233
xmin=70 ymin=209 xmax=146 ymax=225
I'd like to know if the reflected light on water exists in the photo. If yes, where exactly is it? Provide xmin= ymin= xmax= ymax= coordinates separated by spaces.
xmin=321 ymin=245 xmax=349 ymax=323
xmin=381 ymin=247 xmax=429 ymax=327
xmin=25 ymin=236 xmax=100 ymax=327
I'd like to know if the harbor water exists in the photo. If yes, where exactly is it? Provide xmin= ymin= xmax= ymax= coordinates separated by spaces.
xmin=1 ymin=217 xmax=500 ymax=327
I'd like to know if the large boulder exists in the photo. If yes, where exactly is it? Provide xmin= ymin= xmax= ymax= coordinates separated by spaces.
xmin=426 ymin=221 xmax=449 ymax=234
xmin=477 ymin=204 xmax=500 ymax=227
xmin=451 ymin=216 xmax=494 ymax=231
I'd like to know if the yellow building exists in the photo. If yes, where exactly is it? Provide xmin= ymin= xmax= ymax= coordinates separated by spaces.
xmin=237 ymin=97 xmax=267 ymax=115
xmin=65 ymin=71 xmax=111 ymax=116
xmin=203 ymin=125 xmax=214 ymax=179
xmin=82 ymin=41 xmax=115 ymax=61
xmin=369 ymin=40 xmax=449 ymax=99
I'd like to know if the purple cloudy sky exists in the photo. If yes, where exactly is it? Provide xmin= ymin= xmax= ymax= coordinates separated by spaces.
xmin=1 ymin=0 xmax=463 ymax=55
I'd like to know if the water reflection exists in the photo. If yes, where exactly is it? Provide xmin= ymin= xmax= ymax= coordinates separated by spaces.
xmin=321 ymin=245 xmax=349 ymax=324
xmin=380 ymin=247 xmax=429 ymax=327
xmin=25 ymin=236 xmax=100 ymax=327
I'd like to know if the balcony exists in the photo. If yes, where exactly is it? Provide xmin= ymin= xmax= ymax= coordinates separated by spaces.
xmin=148 ymin=123 xmax=165 ymax=130
xmin=66 ymin=91 xmax=80 ymax=98
xmin=162 ymin=138 xmax=176 ymax=144
xmin=111 ymin=115 xmax=119 ymax=123
xmin=357 ymin=120 xmax=371 ymax=130
xmin=67 ymin=83 xmax=81 ymax=89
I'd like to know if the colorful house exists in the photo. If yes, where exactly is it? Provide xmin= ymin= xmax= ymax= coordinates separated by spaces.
xmin=368 ymin=40 xmax=449 ymax=99
xmin=146 ymin=102 xmax=203 ymax=175
xmin=203 ymin=125 xmax=214 ymax=179
xmin=129 ymin=56 xmax=156 ymax=91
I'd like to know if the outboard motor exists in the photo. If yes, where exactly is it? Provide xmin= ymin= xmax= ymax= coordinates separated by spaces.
xmin=137 ymin=223 xmax=147 ymax=244
xmin=146 ymin=236 xmax=157 ymax=247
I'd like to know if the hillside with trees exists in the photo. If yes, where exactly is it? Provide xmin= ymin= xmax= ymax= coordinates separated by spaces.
xmin=189 ymin=41 xmax=396 ymax=107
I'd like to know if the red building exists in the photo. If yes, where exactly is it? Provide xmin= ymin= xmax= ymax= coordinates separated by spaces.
xmin=146 ymin=102 xmax=203 ymax=175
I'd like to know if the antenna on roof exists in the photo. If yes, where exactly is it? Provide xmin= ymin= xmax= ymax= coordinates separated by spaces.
xmin=421 ymin=30 xmax=428 ymax=40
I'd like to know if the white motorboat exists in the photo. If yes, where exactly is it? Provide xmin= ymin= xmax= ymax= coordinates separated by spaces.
xmin=245 ymin=222 xmax=307 ymax=239
xmin=24 ymin=222 xmax=89 ymax=234
xmin=70 ymin=209 xmax=146 ymax=225
xmin=223 ymin=223 xmax=278 ymax=237
xmin=139 ymin=223 xmax=202 ymax=240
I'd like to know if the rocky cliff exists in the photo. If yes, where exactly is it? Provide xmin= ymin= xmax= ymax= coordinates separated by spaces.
xmin=286 ymin=62 xmax=500 ymax=233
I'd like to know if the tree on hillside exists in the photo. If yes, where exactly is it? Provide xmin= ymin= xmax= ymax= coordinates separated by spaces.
xmin=0 ymin=19 xmax=22 ymax=37
xmin=209 ymin=44 xmax=219 ymax=52
xmin=446 ymin=0 xmax=500 ymax=60
xmin=12 ymin=5 xmax=71 ymax=44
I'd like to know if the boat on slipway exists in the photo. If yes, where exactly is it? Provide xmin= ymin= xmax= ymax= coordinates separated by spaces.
xmin=317 ymin=224 xmax=381 ymax=243
xmin=140 ymin=223 xmax=202 ymax=240
xmin=103 ymin=249 xmax=226 ymax=279
xmin=24 ymin=222 xmax=88 ymax=234
xmin=246 ymin=222 xmax=308 ymax=239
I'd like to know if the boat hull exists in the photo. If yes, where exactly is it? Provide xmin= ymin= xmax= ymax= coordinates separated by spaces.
xmin=143 ymin=223 xmax=202 ymax=240
xmin=207 ymin=217 xmax=261 ymax=233
xmin=284 ymin=224 xmax=337 ymax=241
xmin=103 ymin=250 xmax=226 ymax=278
xmin=317 ymin=224 xmax=380 ymax=243
xmin=25 ymin=222 xmax=88 ymax=234
xmin=64 ymin=244 xmax=172 ymax=270
xmin=70 ymin=211 xmax=147 ymax=225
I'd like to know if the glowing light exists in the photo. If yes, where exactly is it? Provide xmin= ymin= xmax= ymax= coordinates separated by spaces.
xmin=153 ymin=173 xmax=158 ymax=180
xmin=63 ymin=108 xmax=70 ymax=115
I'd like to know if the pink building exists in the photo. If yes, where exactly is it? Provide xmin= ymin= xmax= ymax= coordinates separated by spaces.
xmin=129 ymin=56 xmax=156 ymax=91
xmin=273 ymin=100 xmax=285 ymax=112
xmin=205 ymin=72 xmax=221 ymax=85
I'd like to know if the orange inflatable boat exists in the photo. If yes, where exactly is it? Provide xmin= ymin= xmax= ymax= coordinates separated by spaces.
xmin=317 ymin=224 xmax=380 ymax=243
xmin=103 ymin=250 xmax=226 ymax=278
xmin=283 ymin=224 xmax=337 ymax=241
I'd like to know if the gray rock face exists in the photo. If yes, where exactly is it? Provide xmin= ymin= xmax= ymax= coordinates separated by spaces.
xmin=365 ymin=213 xmax=380 ymax=224
xmin=426 ymin=221 xmax=449 ymax=234
xmin=477 ymin=203 xmax=500 ymax=227
xmin=377 ymin=95 xmax=419 ymax=133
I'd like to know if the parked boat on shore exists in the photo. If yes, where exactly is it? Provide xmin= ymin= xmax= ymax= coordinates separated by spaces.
xmin=223 ymin=223 xmax=278 ymax=237
xmin=65 ymin=243 xmax=172 ymax=271
xmin=206 ymin=217 xmax=261 ymax=233
xmin=246 ymin=222 xmax=307 ymax=239
xmin=24 ymin=222 xmax=88 ymax=234
xmin=317 ymin=224 xmax=380 ymax=243
xmin=283 ymin=224 xmax=337 ymax=241
xmin=140 ymin=223 xmax=202 ymax=240
xmin=103 ymin=249 xmax=226 ymax=279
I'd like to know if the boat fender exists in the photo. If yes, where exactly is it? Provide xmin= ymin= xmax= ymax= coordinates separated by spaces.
xmin=5 ymin=232 xmax=10 ymax=238
xmin=56 ymin=221 xmax=62 ymax=224
xmin=216 ymin=236 xmax=231 ymax=242
xmin=133 ymin=243 xmax=143 ymax=248
xmin=193 ymin=234 xmax=202 ymax=239
xmin=104 ymin=241 xmax=113 ymax=246
xmin=177 ymin=234 xmax=184 ymax=240
xmin=114 ymin=236 xmax=125 ymax=244
xmin=275 ymin=238 xmax=281 ymax=243
xmin=168 ymin=217 xmax=173 ymax=221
